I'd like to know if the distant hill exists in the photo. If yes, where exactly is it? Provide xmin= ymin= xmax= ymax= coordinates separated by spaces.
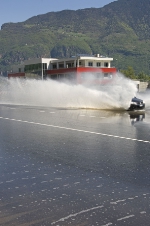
xmin=0 ymin=0 xmax=150 ymax=74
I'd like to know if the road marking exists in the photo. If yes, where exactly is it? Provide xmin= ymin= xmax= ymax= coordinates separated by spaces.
xmin=117 ymin=215 xmax=135 ymax=221
xmin=50 ymin=112 xmax=55 ymax=114
xmin=51 ymin=205 xmax=104 ymax=225
xmin=0 ymin=116 xmax=150 ymax=144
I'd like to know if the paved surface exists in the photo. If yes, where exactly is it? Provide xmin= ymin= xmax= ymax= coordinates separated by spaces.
xmin=0 ymin=104 xmax=150 ymax=226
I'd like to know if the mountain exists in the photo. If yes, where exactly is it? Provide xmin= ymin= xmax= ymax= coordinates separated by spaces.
xmin=0 ymin=0 xmax=150 ymax=74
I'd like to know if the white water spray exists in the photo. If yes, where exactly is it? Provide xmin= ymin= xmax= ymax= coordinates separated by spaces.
xmin=0 ymin=73 xmax=138 ymax=110
xmin=137 ymin=90 xmax=150 ymax=110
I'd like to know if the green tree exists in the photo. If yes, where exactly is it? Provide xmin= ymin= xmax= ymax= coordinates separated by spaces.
xmin=137 ymin=72 xmax=150 ymax=82
xmin=121 ymin=66 xmax=136 ymax=79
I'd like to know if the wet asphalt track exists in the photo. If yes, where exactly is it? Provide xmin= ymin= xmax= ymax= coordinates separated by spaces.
xmin=0 ymin=104 xmax=150 ymax=226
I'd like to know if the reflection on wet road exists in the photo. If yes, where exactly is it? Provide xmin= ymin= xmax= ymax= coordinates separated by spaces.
xmin=0 ymin=104 xmax=150 ymax=226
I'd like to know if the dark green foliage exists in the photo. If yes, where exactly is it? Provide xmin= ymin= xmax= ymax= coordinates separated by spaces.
xmin=121 ymin=66 xmax=136 ymax=79
xmin=0 ymin=0 xmax=150 ymax=75
xmin=121 ymin=66 xmax=150 ymax=81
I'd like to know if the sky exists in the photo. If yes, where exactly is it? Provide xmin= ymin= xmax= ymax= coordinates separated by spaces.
xmin=0 ymin=0 xmax=115 ymax=28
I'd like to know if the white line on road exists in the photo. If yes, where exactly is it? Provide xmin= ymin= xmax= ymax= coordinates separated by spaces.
xmin=51 ymin=205 xmax=104 ymax=225
xmin=0 ymin=116 xmax=150 ymax=144
xmin=117 ymin=215 xmax=135 ymax=221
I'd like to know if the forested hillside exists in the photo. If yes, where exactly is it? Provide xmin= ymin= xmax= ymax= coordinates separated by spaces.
xmin=0 ymin=0 xmax=150 ymax=74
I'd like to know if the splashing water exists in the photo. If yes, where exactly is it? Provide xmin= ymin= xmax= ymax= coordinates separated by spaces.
xmin=138 ymin=90 xmax=150 ymax=111
xmin=0 ymin=73 xmax=138 ymax=110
